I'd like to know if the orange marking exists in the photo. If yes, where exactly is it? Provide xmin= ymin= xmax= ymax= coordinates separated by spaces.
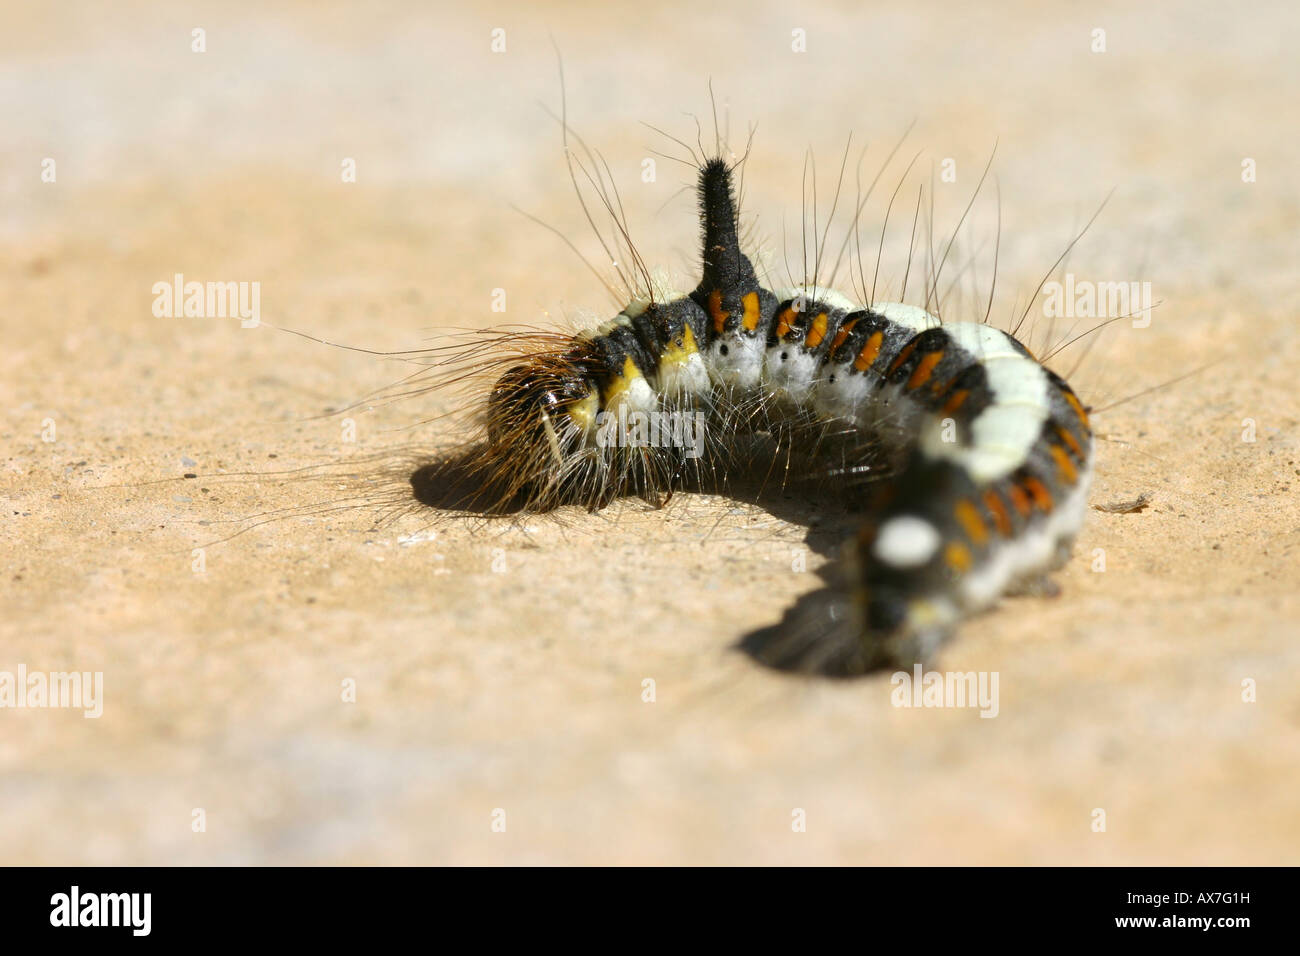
xmin=983 ymin=490 xmax=1013 ymax=537
xmin=741 ymin=291 xmax=761 ymax=331
xmin=1063 ymin=388 xmax=1091 ymax=430
xmin=944 ymin=542 xmax=972 ymax=574
xmin=854 ymin=331 xmax=884 ymax=372
xmin=830 ymin=317 xmax=859 ymax=351
xmin=804 ymin=312 xmax=829 ymax=348
xmin=940 ymin=388 xmax=969 ymax=415
xmin=707 ymin=290 xmax=729 ymax=334
xmin=1006 ymin=484 xmax=1032 ymax=517
xmin=1022 ymin=476 xmax=1054 ymax=511
xmin=954 ymin=499 xmax=988 ymax=545
xmin=906 ymin=350 xmax=944 ymax=390
xmin=1049 ymin=445 xmax=1078 ymax=485
xmin=887 ymin=338 xmax=920 ymax=375
xmin=774 ymin=305 xmax=798 ymax=339
xmin=1056 ymin=425 xmax=1083 ymax=458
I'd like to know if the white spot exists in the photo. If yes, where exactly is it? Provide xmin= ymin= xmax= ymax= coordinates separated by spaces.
xmin=657 ymin=349 xmax=711 ymax=397
xmin=708 ymin=334 xmax=765 ymax=390
xmin=615 ymin=374 xmax=658 ymax=414
xmin=874 ymin=517 xmax=941 ymax=568
xmin=763 ymin=345 xmax=819 ymax=401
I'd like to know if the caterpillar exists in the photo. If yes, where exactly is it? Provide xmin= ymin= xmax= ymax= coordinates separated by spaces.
xmin=411 ymin=148 xmax=1096 ymax=677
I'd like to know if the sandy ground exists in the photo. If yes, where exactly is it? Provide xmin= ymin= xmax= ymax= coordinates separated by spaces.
xmin=2 ymin=1 xmax=1298 ymax=864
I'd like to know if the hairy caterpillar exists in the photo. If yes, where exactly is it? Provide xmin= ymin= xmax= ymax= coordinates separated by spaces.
xmin=407 ymin=142 xmax=1096 ymax=677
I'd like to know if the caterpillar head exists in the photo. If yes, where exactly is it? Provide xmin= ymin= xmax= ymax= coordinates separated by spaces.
xmin=484 ymin=357 xmax=598 ymax=505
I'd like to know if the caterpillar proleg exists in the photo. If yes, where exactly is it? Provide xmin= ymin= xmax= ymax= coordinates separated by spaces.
xmin=422 ymin=151 xmax=1095 ymax=677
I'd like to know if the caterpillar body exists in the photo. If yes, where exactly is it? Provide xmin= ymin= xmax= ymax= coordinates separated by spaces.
xmin=425 ymin=156 xmax=1095 ymax=677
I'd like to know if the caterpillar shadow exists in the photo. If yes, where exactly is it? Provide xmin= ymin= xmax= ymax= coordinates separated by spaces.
xmin=408 ymin=435 xmax=885 ymax=676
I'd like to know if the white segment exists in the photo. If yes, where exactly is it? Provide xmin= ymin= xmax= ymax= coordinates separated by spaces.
xmin=978 ymin=359 xmax=1051 ymax=405
xmin=965 ymin=446 xmax=1024 ymax=481
xmin=924 ymin=322 xmax=1050 ymax=484
xmin=939 ymin=321 xmax=1020 ymax=362
xmin=812 ymin=366 xmax=874 ymax=419
xmin=873 ymin=516 xmax=942 ymax=568
xmin=764 ymin=347 xmax=820 ymax=402
xmin=606 ymin=372 xmax=659 ymax=415
xmin=956 ymin=449 xmax=1094 ymax=609
xmin=970 ymin=404 xmax=1048 ymax=458
xmin=706 ymin=334 xmax=766 ymax=390
xmin=656 ymin=348 xmax=712 ymax=398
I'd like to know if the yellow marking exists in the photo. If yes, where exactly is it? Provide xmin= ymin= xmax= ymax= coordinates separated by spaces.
xmin=906 ymin=350 xmax=944 ymax=390
xmin=1006 ymin=484 xmax=1032 ymax=517
xmin=707 ymin=290 xmax=729 ymax=334
xmin=804 ymin=312 xmax=829 ymax=348
xmin=954 ymin=499 xmax=988 ymax=545
xmin=983 ymin=490 xmax=1013 ymax=537
xmin=741 ymin=291 xmax=761 ymax=331
xmin=854 ymin=331 xmax=884 ymax=372
xmin=600 ymin=355 xmax=644 ymax=406
xmin=659 ymin=323 xmax=700 ymax=371
xmin=1049 ymin=444 xmax=1078 ymax=485
xmin=906 ymin=598 xmax=948 ymax=632
xmin=1063 ymin=388 xmax=1091 ymax=431
xmin=563 ymin=389 xmax=601 ymax=435
xmin=830 ymin=317 xmax=859 ymax=351
xmin=774 ymin=305 xmax=798 ymax=339
xmin=1022 ymin=476 xmax=1054 ymax=511
xmin=887 ymin=338 xmax=920 ymax=375
xmin=944 ymin=541 xmax=973 ymax=574
xmin=940 ymin=388 xmax=969 ymax=415
xmin=1056 ymin=425 xmax=1083 ymax=458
